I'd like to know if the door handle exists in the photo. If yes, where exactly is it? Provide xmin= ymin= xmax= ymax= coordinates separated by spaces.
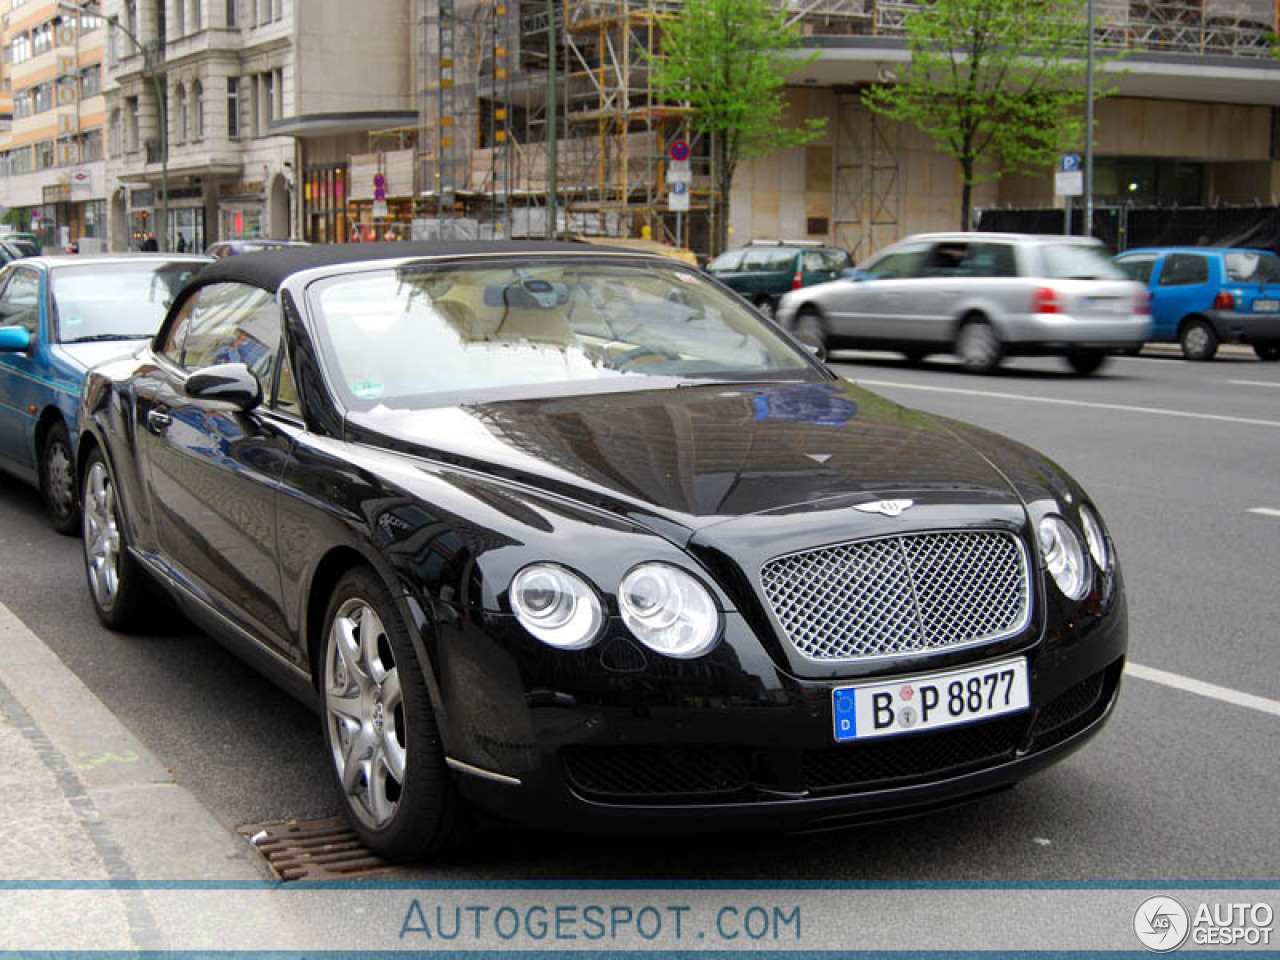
xmin=146 ymin=409 xmax=172 ymax=434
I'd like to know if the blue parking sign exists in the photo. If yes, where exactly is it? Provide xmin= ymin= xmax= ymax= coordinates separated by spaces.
xmin=1060 ymin=154 xmax=1081 ymax=172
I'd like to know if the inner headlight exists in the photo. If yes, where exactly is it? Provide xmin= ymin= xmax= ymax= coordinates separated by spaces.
xmin=619 ymin=563 xmax=720 ymax=658
xmin=1079 ymin=505 xmax=1110 ymax=571
xmin=1038 ymin=515 xmax=1090 ymax=601
xmin=510 ymin=564 xmax=603 ymax=650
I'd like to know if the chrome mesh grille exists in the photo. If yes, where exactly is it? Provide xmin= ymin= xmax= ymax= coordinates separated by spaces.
xmin=760 ymin=531 xmax=1029 ymax=661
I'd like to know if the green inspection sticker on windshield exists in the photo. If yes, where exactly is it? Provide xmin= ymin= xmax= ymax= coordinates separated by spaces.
xmin=352 ymin=379 xmax=384 ymax=399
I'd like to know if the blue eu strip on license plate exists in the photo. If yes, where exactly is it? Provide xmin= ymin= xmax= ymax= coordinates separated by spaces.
xmin=832 ymin=658 xmax=1030 ymax=742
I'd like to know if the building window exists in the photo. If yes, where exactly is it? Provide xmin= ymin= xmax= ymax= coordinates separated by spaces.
xmin=13 ymin=91 xmax=31 ymax=119
xmin=80 ymin=129 xmax=104 ymax=162
xmin=191 ymin=0 xmax=202 ymax=31
xmin=11 ymin=146 xmax=33 ymax=175
xmin=226 ymin=0 xmax=238 ymax=27
xmin=193 ymin=79 xmax=204 ymax=138
xmin=10 ymin=34 xmax=30 ymax=64
xmin=80 ymin=11 xmax=103 ymax=31
xmin=227 ymin=77 xmax=240 ymax=138
xmin=32 ymin=83 xmax=53 ymax=114
xmin=126 ymin=96 xmax=140 ymax=151
xmin=79 ymin=64 xmax=102 ymax=98
xmin=175 ymin=84 xmax=188 ymax=141
xmin=33 ymin=22 xmax=53 ymax=56
xmin=36 ymin=140 xmax=55 ymax=170
xmin=256 ymin=0 xmax=270 ymax=25
xmin=175 ymin=0 xmax=186 ymax=36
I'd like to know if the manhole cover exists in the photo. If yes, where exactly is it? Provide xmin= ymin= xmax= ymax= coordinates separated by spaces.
xmin=239 ymin=815 xmax=392 ymax=881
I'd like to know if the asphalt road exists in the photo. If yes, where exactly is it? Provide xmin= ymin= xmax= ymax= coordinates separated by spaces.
xmin=0 ymin=347 xmax=1276 ymax=881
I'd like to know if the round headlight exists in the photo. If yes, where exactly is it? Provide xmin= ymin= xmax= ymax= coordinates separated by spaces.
xmin=1079 ymin=505 xmax=1110 ymax=571
xmin=1038 ymin=515 xmax=1089 ymax=601
xmin=619 ymin=563 xmax=720 ymax=659
xmin=510 ymin=564 xmax=603 ymax=650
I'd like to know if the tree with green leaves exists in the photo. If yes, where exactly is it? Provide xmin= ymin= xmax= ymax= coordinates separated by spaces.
xmin=864 ymin=0 xmax=1114 ymax=230
xmin=647 ymin=0 xmax=826 ymax=254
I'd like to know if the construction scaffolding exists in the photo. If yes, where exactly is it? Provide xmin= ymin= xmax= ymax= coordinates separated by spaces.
xmin=416 ymin=0 xmax=1280 ymax=249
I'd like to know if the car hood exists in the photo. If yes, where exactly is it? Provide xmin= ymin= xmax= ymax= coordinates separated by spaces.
xmin=56 ymin=339 xmax=148 ymax=371
xmin=346 ymin=380 xmax=1028 ymax=541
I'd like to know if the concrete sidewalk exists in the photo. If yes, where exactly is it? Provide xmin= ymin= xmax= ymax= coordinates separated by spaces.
xmin=0 ymin=600 xmax=300 ymax=949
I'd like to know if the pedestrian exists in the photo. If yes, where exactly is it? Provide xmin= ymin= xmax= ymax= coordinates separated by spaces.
xmin=141 ymin=233 xmax=158 ymax=252
xmin=177 ymin=234 xmax=187 ymax=253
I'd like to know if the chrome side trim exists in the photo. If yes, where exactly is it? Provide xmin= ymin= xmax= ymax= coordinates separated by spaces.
xmin=445 ymin=757 xmax=522 ymax=786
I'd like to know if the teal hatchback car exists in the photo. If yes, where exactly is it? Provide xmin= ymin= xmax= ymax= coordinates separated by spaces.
xmin=1113 ymin=247 xmax=1280 ymax=361
xmin=0 ymin=255 xmax=210 ymax=531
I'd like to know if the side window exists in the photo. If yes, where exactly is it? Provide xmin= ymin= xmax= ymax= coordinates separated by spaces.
xmin=865 ymin=248 xmax=926 ymax=280
xmin=708 ymin=250 xmax=744 ymax=273
xmin=920 ymin=243 xmax=971 ymax=278
xmin=741 ymin=248 xmax=777 ymax=270
xmin=0 ymin=268 xmax=42 ymax=335
xmin=1158 ymin=254 xmax=1209 ymax=287
xmin=967 ymin=244 xmax=1017 ymax=278
xmin=275 ymin=354 xmax=301 ymax=416
xmin=159 ymin=294 xmax=198 ymax=364
xmin=1115 ymin=255 xmax=1157 ymax=284
xmin=179 ymin=282 xmax=278 ymax=379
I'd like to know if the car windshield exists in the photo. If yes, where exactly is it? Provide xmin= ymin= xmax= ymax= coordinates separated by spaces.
xmin=51 ymin=261 xmax=206 ymax=342
xmin=308 ymin=258 xmax=820 ymax=409
xmin=1223 ymin=250 xmax=1280 ymax=284
xmin=1036 ymin=243 xmax=1123 ymax=280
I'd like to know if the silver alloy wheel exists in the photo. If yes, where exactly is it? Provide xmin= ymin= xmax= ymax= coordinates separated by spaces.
xmin=46 ymin=436 xmax=74 ymax=518
xmin=957 ymin=322 xmax=999 ymax=371
xmin=83 ymin=461 xmax=121 ymax=610
xmin=1183 ymin=323 xmax=1211 ymax=358
xmin=324 ymin=598 xmax=406 ymax=830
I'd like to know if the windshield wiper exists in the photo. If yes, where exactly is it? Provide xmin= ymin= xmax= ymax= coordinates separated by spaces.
xmin=64 ymin=334 xmax=150 ymax=343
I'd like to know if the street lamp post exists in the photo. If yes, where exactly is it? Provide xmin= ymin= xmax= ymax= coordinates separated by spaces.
xmin=1084 ymin=0 xmax=1095 ymax=237
xmin=64 ymin=1 xmax=167 ymax=250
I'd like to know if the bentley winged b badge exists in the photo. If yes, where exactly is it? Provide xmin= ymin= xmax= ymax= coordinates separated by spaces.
xmin=853 ymin=499 xmax=915 ymax=518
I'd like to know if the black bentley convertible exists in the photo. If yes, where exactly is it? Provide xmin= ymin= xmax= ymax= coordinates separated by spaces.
xmin=77 ymin=242 xmax=1126 ymax=859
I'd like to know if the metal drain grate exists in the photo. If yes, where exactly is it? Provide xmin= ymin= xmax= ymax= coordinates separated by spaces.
xmin=239 ymin=815 xmax=391 ymax=881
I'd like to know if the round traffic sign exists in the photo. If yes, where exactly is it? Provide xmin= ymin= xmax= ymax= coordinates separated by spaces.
xmin=670 ymin=139 xmax=690 ymax=162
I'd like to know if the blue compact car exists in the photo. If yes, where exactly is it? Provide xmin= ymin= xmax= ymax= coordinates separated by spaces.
xmin=0 ymin=255 xmax=210 ymax=531
xmin=1113 ymin=247 xmax=1280 ymax=361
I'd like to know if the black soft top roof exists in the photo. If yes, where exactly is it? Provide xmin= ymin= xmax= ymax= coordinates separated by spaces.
xmin=186 ymin=240 xmax=646 ymax=293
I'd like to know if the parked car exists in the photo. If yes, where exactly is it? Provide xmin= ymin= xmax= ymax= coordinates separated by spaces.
xmin=205 ymin=238 xmax=310 ymax=257
xmin=0 ymin=254 xmax=211 ymax=532
xmin=707 ymin=240 xmax=853 ymax=319
xmin=0 ymin=239 xmax=29 ymax=265
xmin=1112 ymin=246 xmax=1280 ymax=361
xmin=1 ymin=232 xmax=43 ymax=256
xmin=78 ymin=241 xmax=1126 ymax=860
xmin=776 ymin=233 xmax=1151 ymax=375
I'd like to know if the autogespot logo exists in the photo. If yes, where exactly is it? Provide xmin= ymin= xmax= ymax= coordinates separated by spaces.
xmin=1134 ymin=895 xmax=1191 ymax=952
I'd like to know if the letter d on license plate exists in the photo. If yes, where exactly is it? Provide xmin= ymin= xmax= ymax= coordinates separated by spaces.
xmin=832 ymin=658 xmax=1030 ymax=742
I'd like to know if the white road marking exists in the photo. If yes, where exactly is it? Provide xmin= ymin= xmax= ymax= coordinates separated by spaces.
xmin=854 ymin=379 xmax=1280 ymax=429
xmin=1126 ymin=662 xmax=1280 ymax=719
xmin=1247 ymin=507 xmax=1280 ymax=519
xmin=1228 ymin=379 xmax=1280 ymax=388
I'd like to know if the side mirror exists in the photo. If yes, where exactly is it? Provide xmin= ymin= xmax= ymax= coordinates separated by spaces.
xmin=793 ymin=330 xmax=828 ymax=363
xmin=0 ymin=325 xmax=31 ymax=353
xmin=186 ymin=362 xmax=262 ymax=412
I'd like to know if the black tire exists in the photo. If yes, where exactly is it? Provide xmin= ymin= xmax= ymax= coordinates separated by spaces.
xmin=901 ymin=349 xmax=928 ymax=365
xmin=1179 ymin=319 xmax=1218 ymax=361
xmin=40 ymin=420 xmax=79 ymax=535
xmin=955 ymin=319 xmax=1003 ymax=374
xmin=1065 ymin=350 xmax=1109 ymax=376
xmin=793 ymin=307 xmax=827 ymax=351
xmin=81 ymin=446 xmax=147 ymax=630
xmin=320 ymin=567 xmax=458 ymax=861
xmin=1254 ymin=344 xmax=1280 ymax=362
xmin=754 ymin=297 xmax=776 ymax=321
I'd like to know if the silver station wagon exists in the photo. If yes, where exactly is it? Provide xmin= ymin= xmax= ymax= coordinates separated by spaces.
xmin=776 ymin=232 xmax=1151 ymax=375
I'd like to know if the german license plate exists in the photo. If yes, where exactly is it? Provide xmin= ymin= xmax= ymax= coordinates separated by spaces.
xmin=832 ymin=658 xmax=1030 ymax=742
xmin=1253 ymin=299 xmax=1278 ymax=312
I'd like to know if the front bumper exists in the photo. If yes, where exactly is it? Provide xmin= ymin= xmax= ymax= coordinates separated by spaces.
xmin=1205 ymin=309 xmax=1280 ymax=345
xmin=434 ymin=592 xmax=1127 ymax=835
